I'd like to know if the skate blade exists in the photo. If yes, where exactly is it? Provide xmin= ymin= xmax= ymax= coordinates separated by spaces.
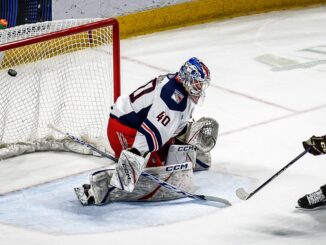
xmin=295 ymin=205 xmax=326 ymax=211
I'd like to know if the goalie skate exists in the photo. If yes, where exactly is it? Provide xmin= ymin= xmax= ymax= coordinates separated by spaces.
xmin=74 ymin=184 xmax=95 ymax=205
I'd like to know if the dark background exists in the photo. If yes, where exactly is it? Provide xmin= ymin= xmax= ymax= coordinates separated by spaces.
xmin=1 ymin=0 xmax=52 ymax=27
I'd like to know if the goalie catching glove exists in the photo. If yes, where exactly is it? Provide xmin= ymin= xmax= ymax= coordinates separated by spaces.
xmin=176 ymin=117 xmax=218 ymax=171
xmin=181 ymin=117 xmax=218 ymax=153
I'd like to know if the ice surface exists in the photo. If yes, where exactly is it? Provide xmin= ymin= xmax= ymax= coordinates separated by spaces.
xmin=0 ymin=170 xmax=249 ymax=234
xmin=1 ymin=5 xmax=326 ymax=245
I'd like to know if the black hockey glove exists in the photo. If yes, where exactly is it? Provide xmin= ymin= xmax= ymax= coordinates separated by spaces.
xmin=303 ymin=135 xmax=326 ymax=156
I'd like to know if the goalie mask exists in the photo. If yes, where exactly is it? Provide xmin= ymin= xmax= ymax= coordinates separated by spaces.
xmin=179 ymin=57 xmax=210 ymax=104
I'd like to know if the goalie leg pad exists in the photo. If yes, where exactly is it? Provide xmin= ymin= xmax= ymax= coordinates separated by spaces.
xmin=75 ymin=162 xmax=193 ymax=205
xmin=90 ymin=169 xmax=114 ymax=205
xmin=166 ymin=144 xmax=196 ymax=167
xmin=107 ymin=162 xmax=194 ymax=202
xmin=165 ymin=144 xmax=211 ymax=171
xmin=75 ymin=169 xmax=115 ymax=205
xmin=194 ymin=150 xmax=211 ymax=171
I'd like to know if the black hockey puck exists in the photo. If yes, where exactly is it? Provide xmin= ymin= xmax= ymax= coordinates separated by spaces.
xmin=8 ymin=69 xmax=17 ymax=77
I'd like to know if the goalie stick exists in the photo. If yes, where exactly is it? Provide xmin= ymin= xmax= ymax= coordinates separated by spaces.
xmin=236 ymin=149 xmax=310 ymax=200
xmin=48 ymin=124 xmax=231 ymax=206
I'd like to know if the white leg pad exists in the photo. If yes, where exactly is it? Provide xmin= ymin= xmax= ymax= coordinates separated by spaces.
xmin=90 ymin=169 xmax=114 ymax=204
xmin=165 ymin=144 xmax=196 ymax=167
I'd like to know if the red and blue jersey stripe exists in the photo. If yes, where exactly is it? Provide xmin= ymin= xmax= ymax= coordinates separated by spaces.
xmin=139 ymin=119 xmax=162 ymax=152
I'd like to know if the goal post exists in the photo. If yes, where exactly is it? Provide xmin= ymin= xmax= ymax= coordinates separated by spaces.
xmin=0 ymin=18 xmax=121 ymax=159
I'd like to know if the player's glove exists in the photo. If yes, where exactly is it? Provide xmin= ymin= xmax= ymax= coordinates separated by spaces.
xmin=303 ymin=135 xmax=326 ymax=156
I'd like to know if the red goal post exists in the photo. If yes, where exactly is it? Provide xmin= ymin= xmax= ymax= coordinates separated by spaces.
xmin=0 ymin=18 xmax=121 ymax=159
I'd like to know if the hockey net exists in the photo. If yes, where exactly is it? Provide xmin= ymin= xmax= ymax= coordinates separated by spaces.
xmin=0 ymin=18 xmax=120 ymax=159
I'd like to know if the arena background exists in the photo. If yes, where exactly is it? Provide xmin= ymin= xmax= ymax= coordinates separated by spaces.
xmin=1 ymin=0 xmax=326 ymax=37
xmin=52 ymin=0 xmax=326 ymax=39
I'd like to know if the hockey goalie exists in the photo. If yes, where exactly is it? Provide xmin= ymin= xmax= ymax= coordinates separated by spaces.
xmin=75 ymin=57 xmax=219 ymax=205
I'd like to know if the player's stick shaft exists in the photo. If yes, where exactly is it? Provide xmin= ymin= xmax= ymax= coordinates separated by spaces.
xmin=236 ymin=149 xmax=309 ymax=200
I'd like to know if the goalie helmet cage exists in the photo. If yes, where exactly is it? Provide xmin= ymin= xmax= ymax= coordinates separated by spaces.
xmin=0 ymin=18 xmax=120 ymax=159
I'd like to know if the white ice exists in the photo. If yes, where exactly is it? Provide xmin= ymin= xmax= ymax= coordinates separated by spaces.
xmin=1 ymin=5 xmax=326 ymax=245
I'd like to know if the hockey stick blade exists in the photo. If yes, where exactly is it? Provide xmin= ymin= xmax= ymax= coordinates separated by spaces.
xmin=236 ymin=188 xmax=249 ymax=200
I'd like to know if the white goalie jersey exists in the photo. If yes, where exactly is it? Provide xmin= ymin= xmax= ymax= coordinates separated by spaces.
xmin=110 ymin=74 xmax=196 ymax=154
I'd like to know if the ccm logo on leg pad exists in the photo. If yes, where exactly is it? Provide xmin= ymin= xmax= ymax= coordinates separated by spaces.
xmin=166 ymin=163 xmax=190 ymax=172
xmin=177 ymin=145 xmax=194 ymax=151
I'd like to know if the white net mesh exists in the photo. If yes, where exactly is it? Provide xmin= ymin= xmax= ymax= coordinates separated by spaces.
xmin=0 ymin=19 xmax=118 ymax=159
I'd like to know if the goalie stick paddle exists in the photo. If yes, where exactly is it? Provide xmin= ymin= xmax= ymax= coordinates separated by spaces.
xmin=48 ymin=124 xmax=231 ymax=206
xmin=236 ymin=149 xmax=310 ymax=200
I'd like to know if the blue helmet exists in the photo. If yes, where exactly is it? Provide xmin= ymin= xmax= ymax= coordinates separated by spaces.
xmin=179 ymin=57 xmax=210 ymax=98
